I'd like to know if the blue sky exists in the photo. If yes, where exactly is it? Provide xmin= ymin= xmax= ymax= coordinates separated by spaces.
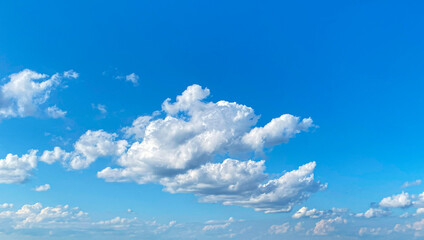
xmin=0 ymin=0 xmax=424 ymax=239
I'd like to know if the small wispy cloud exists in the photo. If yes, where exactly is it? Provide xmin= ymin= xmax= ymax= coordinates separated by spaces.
xmin=402 ymin=179 xmax=421 ymax=188
xmin=34 ymin=184 xmax=51 ymax=192
xmin=63 ymin=70 xmax=79 ymax=79
xmin=115 ymin=72 xmax=139 ymax=86
xmin=92 ymin=104 xmax=107 ymax=114
xmin=125 ymin=73 xmax=139 ymax=86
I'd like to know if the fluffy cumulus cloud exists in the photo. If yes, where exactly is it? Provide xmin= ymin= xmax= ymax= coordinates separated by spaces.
xmin=0 ymin=69 xmax=76 ymax=120
xmin=380 ymin=192 xmax=412 ymax=208
xmin=0 ymin=150 xmax=38 ymax=184
xmin=0 ymin=84 xmax=321 ymax=214
xmin=41 ymin=130 xmax=128 ymax=169
xmin=97 ymin=84 xmax=321 ymax=213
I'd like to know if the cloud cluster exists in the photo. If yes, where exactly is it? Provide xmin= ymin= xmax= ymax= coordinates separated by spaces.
xmin=97 ymin=85 xmax=321 ymax=213
xmin=0 ymin=69 xmax=76 ymax=120
xmin=0 ymin=203 xmax=87 ymax=229
xmin=0 ymin=202 xmax=182 ymax=239
xmin=312 ymin=217 xmax=346 ymax=235
xmin=2 ymin=84 xmax=321 ymax=213
xmin=292 ymin=206 xmax=348 ymax=219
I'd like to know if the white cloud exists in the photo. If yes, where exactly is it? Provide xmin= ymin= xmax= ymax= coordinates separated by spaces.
xmin=122 ymin=115 xmax=152 ymax=139
xmin=160 ymin=159 xmax=267 ymax=196
xmin=2 ymin=84 xmax=320 ymax=213
xmin=92 ymin=103 xmax=107 ymax=114
xmin=34 ymin=184 xmax=50 ymax=192
xmin=269 ymin=222 xmax=290 ymax=234
xmin=45 ymin=105 xmax=67 ymax=118
xmin=380 ymin=192 xmax=412 ymax=208
xmin=313 ymin=217 xmax=346 ymax=235
xmin=359 ymin=227 xmax=392 ymax=236
xmin=292 ymin=207 xmax=349 ymax=220
xmin=0 ymin=203 xmax=13 ymax=209
xmin=355 ymin=208 xmax=391 ymax=218
xmin=413 ymin=192 xmax=424 ymax=208
xmin=125 ymin=73 xmax=139 ymax=86
xmin=95 ymin=216 xmax=137 ymax=229
xmin=294 ymin=222 xmax=304 ymax=231
xmin=40 ymin=146 xmax=70 ymax=164
xmin=402 ymin=179 xmax=421 ymax=188
xmin=0 ymin=150 xmax=38 ymax=184
xmin=0 ymin=202 xmax=207 ymax=239
xmin=292 ymin=207 xmax=324 ymax=219
xmin=41 ymin=130 xmax=128 ymax=170
xmin=0 ymin=202 xmax=87 ymax=229
xmin=0 ymin=69 xmax=75 ymax=120
xmin=203 ymin=217 xmax=234 ymax=231
xmin=242 ymin=114 xmax=314 ymax=152
xmin=97 ymin=85 xmax=318 ymax=212
xmin=97 ymin=85 xmax=319 ymax=212
xmin=412 ymin=219 xmax=424 ymax=231
xmin=200 ymin=161 xmax=324 ymax=213
xmin=417 ymin=208 xmax=424 ymax=215
xmin=63 ymin=70 xmax=79 ymax=79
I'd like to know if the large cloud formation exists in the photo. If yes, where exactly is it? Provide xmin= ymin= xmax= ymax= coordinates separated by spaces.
xmin=97 ymin=84 xmax=323 ymax=213
xmin=3 ymin=84 xmax=323 ymax=213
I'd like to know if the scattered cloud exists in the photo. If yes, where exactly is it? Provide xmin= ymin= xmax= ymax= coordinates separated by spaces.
xmin=125 ymin=73 xmax=139 ymax=86
xmin=0 ymin=203 xmax=13 ymax=209
xmin=312 ymin=217 xmax=346 ymax=235
xmin=359 ymin=227 xmax=392 ymax=236
xmin=0 ymin=202 xmax=87 ymax=229
xmin=63 ymin=70 xmax=79 ymax=79
xmin=356 ymin=208 xmax=391 ymax=218
xmin=114 ymin=72 xmax=139 ymax=86
xmin=269 ymin=222 xmax=290 ymax=234
xmin=45 ymin=105 xmax=67 ymax=118
xmin=402 ymin=179 xmax=422 ymax=188
xmin=92 ymin=103 xmax=107 ymax=114
xmin=0 ymin=69 xmax=76 ymax=120
xmin=34 ymin=184 xmax=50 ymax=192
xmin=203 ymin=217 xmax=234 ymax=231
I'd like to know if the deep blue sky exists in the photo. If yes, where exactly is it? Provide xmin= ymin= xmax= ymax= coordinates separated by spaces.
xmin=0 ymin=1 xmax=424 ymax=239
